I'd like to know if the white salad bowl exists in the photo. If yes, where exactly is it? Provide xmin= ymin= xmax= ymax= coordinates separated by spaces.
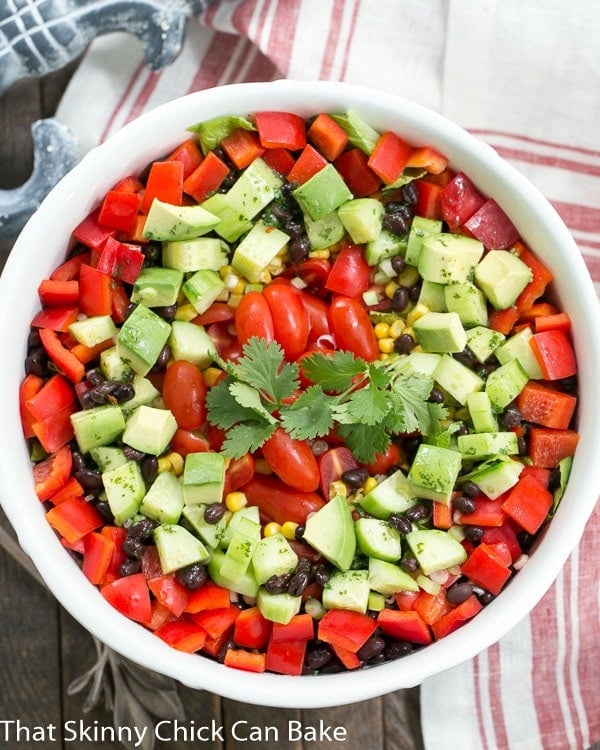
xmin=1 ymin=80 xmax=598 ymax=708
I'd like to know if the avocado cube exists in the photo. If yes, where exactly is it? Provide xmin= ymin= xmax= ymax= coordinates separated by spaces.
xmin=117 ymin=304 xmax=171 ymax=376
xmin=102 ymin=460 xmax=146 ymax=526
xmin=251 ymin=532 xmax=298 ymax=586
xmin=405 ymin=216 xmax=443 ymax=267
xmin=394 ymin=352 xmax=442 ymax=379
xmin=474 ymin=249 xmax=532 ymax=309
xmin=360 ymin=469 xmax=418 ymax=520
xmin=122 ymin=405 xmax=178 ymax=456
xmin=304 ymin=211 xmax=346 ymax=251
xmin=494 ymin=326 xmax=544 ymax=379
xmin=457 ymin=431 xmax=520 ymax=460
xmin=322 ymin=570 xmax=370 ymax=613
xmin=405 ymin=528 xmax=467 ymax=575
xmin=231 ymin=220 xmax=290 ymax=283
xmin=444 ymin=282 xmax=488 ymax=327
xmin=100 ymin=346 xmax=134 ymax=383
xmin=464 ymin=455 xmax=523 ymax=499
xmin=330 ymin=109 xmax=380 ymax=154
xmin=131 ymin=267 xmax=184 ymax=308
xmin=413 ymin=311 xmax=467 ymax=353
xmin=407 ymin=444 xmax=462 ymax=505
xmin=182 ymin=269 xmax=225 ymax=314
xmin=433 ymin=354 xmax=484 ymax=405
xmin=224 ymin=157 xmax=283 ymax=221
xmin=154 ymin=523 xmax=211 ymax=574
xmin=201 ymin=193 xmax=253 ymax=243
xmin=465 ymin=326 xmax=505 ymax=364
xmin=338 ymin=197 xmax=384 ymax=244
xmin=368 ymin=557 xmax=419 ymax=597
xmin=142 ymin=199 xmax=221 ymax=242
xmin=139 ymin=470 xmax=184 ymax=525
xmin=417 ymin=280 xmax=447 ymax=312
xmin=302 ymin=494 xmax=356 ymax=571
xmin=70 ymin=404 xmax=126 ymax=454
xmin=418 ymin=233 xmax=484 ymax=284
xmin=183 ymin=452 xmax=226 ymax=506
xmin=485 ymin=358 xmax=529 ymax=410
xmin=292 ymin=163 xmax=353 ymax=221
xmin=121 ymin=375 xmax=160 ymax=412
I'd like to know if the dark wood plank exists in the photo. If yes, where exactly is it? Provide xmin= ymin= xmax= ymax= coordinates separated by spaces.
xmin=304 ymin=699 xmax=384 ymax=749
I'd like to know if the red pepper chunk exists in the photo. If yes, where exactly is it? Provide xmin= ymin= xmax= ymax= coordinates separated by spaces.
xmin=46 ymin=495 xmax=104 ymax=544
xmin=463 ymin=198 xmax=520 ymax=250
xmin=530 ymin=329 xmax=577 ymax=380
xmin=440 ymin=172 xmax=485 ymax=230
xmin=287 ymin=144 xmax=328 ymax=185
xmin=307 ymin=113 xmax=348 ymax=162
xmin=254 ymin=111 xmax=306 ymax=151
xmin=96 ymin=236 xmax=145 ymax=284
xmin=500 ymin=474 xmax=554 ymax=534
xmin=97 ymin=189 xmax=141 ymax=234
xmin=430 ymin=595 xmax=483 ymax=640
xmin=223 ymin=648 xmax=266 ymax=673
xmin=317 ymin=609 xmax=378 ymax=653
xmin=101 ymin=573 xmax=152 ymax=625
xmin=33 ymin=444 xmax=73 ymax=500
xmin=334 ymin=148 xmax=381 ymax=197
xmin=38 ymin=328 xmax=85 ymax=383
xmin=148 ymin=574 xmax=190 ymax=617
xmin=233 ymin=606 xmax=272 ymax=650
xmin=368 ymin=131 xmax=413 ymax=185
xmin=377 ymin=609 xmax=432 ymax=644
xmin=140 ymin=160 xmax=184 ymax=214
xmin=460 ymin=543 xmax=512 ymax=595
xmin=82 ymin=531 xmax=116 ymax=585
xmin=183 ymin=151 xmax=230 ymax=203
xmin=265 ymin=638 xmax=307 ymax=676
xmin=155 ymin=619 xmax=207 ymax=653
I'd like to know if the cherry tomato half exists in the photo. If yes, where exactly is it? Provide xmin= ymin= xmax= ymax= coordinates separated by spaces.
xmin=260 ymin=428 xmax=320 ymax=492
xmin=170 ymin=428 xmax=210 ymax=456
xmin=364 ymin=442 xmax=401 ymax=474
xmin=325 ymin=244 xmax=371 ymax=299
xmin=263 ymin=283 xmax=310 ymax=361
xmin=162 ymin=360 xmax=207 ymax=431
xmin=329 ymin=295 xmax=380 ymax=361
xmin=242 ymin=474 xmax=325 ymax=525
xmin=235 ymin=291 xmax=275 ymax=347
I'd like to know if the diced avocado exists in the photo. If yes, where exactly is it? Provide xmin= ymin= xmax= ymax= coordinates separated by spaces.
xmin=304 ymin=210 xmax=346 ymax=251
xmin=182 ymin=452 xmax=226 ymax=506
xmin=322 ymin=570 xmax=370 ymax=613
xmin=131 ymin=267 xmax=184 ymax=308
xmin=407 ymin=444 xmax=462 ymax=505
xmin=552 ymin=456 xmax=573 ymax=512
xmin=485 ymin=358 xmax=529 ymax=410
xmin=418 ymin=233 xmax=484 ymax=284
xmin=433 ymin=354 xmax=484 ymax=405
xmin=224 ymin=157 xmax=282 ymax=221
xmin=208 ymin=548 xmax=259 ymax=598
xmin=102 ymin=460 xmax=146 ymax=526
xmin=302 ymin=494 xmax=356 ymax=571
xmin=405 ymin=215 xmax=443 ymax=267
xmin=466 ymin=391 xmax=498 ymax=433
xmin=181 ymin=504 xmax=229 ymax=549
xmin=116 ymin=304 xmax=171 ymax=376
xmin=444 ymin=282 xmax=488 ymax=328
xmin=70 ymin=404 xmax=126 ymax=454
xmin=462 ymin=455 xmax=523 ymax=499
xmin=329 ymin=110 xmax=380 ymax=154
xmin=365 ymin=228 xmax=407 ymax=266
xmin=69 ymin=315 xmax=117 ymax=348
xmin=121 ymin=375 xmax=160 ymax=412
xmin=413 ymin=311 xmax=467 ymax=353
xmin=201 ymin=193 xmax=252 ymax=243
xmin=466 ymin=325 xmax=505 ymax=364
xmin=355 ymin=517 xmax=402 ymax=562
xmin=139 ymin=470 xmax=184 ymax=525
xmin=405 ymin=528 xmax=467 ymax=575
xmin=494 ymin=326 xmax=544 ymax=379
xmin=256 ymin=588 xmax=302 ymax=624
xmin=251 ymin=532 xmax=298 ymax=586
xmin=219 ymin=505 xmax=260 ymax=549
xmin=220 ymin=516 xmax=261 ymax=580
xmin=182 ymin=269 xmax=225 ymax=314
xmin=89 ymin=445 xmax=127 ymax=472
xmin=122 ymin=405 xmax=178 ymax=456
xmin=292 ymin=164 xmax=353 ymax=221
xmin=417 ymin=280 xmax=447 ymax=312
xmin=474 ymin=250 xmax=532 ymax=309
xmin=368 ymin=557 xmax=419 ymax=597
xmin=338 ymin=197 xmax=384 ymax=244
xmin=360 ymin=469 xmax=418 ymax=519
xmin=394 ymin=351 xmax=442 ymax=379
xmin=100 ymin=346 xmax=134 ymax=383
xmin=153 ymin=523 xmax=211 ymax=574
xmin=457 ymin=431 xmax=519 ymax=460
xmin=142 ymin=199 xmax=221 ymax=242
xmin=162 ymin=237 xmax=228 ymax=272
xmin=231 ymin=220 xmax=290 ymax=283
xmin=168 ymin=320 xmax=217 ymax=369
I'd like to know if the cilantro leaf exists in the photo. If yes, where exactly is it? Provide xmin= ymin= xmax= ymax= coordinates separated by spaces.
xmin=229 ymin=382 xmax=277 ymax=424
xmin=221 ymin=421 xmax=277 ymax=459
xmin=205 ymin=376 xmax=261 ymax=430
xmin=336 ymin=422 xmax=391 ymax=463
xmin=299 ymin=350 xmax=366 ymax=393
xmin=279 ymin=386 xmax=335 ymax=440
xmin=384 ymin=373 xmax=436 ymax=435
xmin=231 ymin=337 xmax=299 ymax=404
xmin=342 ymin=384 xmax=391 ymax=426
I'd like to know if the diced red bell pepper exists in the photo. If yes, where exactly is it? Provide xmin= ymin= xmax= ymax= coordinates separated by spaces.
xmin=166 ymin=138 xmax=204 ymax=179
xmin=287 ymin=144 xmax=328 ymax=185
xmin=49 ymin=475 xmax=84 ymax=505
xmin=265 ymin=638 xmax=307 ymax=676
xmin=100 ymin=526 xmax=128 ymax=584
xmin=519 ymin=465 xmax=552 ymax=489
xmin=412 ymin=589 xmax=452 ymax=626
xmin=202 ymin=627 xmax=236 ymax=659
xmin=368 ymin=131 xmax=413 ymax=185
xmin=500 ymin=473 xmax=554 ymax=534
xmin=97 ymin=189 xmax=142 ymax=234
xmin=254 ymin=111 xmax=307 ymax=151
xmin=140 ymin=545 xmax=165 ymax=580
xmin=516 ymin=381 xmax=577 ymax=430
xmin=72 ymin=209 xmax=115 ymax=250
xmin=223 ymin=648 xmax=266 ymax=673
xmin=33 ymin=444 xmax=73 ymax=500
xmin=183 ymin=151 xmax=230 ymax=203
xmin=46 ymin=494 xmax=104 ymax=544
xmin=528 ymin=427 xmax=580 ymax=469
xmin=38 ymin=279 xmax=79 ymax=307
xmin=489 ymin=305 xmax=519 ymax=335
xmin=112 ymin=174 xmax=144 ymax=195
xmin=140 ymin=160 xmax=184 ymax=214
xmin=78 ymin=263 xmax=113 ymax=318
xmin=32 ymin=401 xmax=77 ymax=453
xmin=221 ymin=127 xmax=265 ymax=169
xmin=440 ymin=172 xmax=485 ymax=230
xmin=96 ymin=236 xmax=145 ymax=284
xmin=101 ymin=573 xmax=152 ymax=625
xmin=317 ymin=609 xmax=378 ymax=653
xmin=25 ymin=373 xmax=75 ymax=422
xmin=147 ymin=601 xmax=177 ymax=632
xmin=70 ymin=338 xmax=114 ymax=366
xmin=325 ymin=243 xmax=372 ymax=298
xmin=334 ymin=148 xmax=381 ymax=197
xmin=260 ymin=147 xmax=296 ymax=177
xmin=148 ymin=574 xmax=190 ymax=617
xmin=395 ymin=590 xmax=419 ymax=611
xmin=414 ymin=179 xmax=443 ymax=219
xmin=233 ymin=606 xmax=272 ymax=650
xmin=405 ymin=146 xmax=449 ymax=175
xmin=457 ymin=497 xmax=507 ymax=527
xmin=534 ymin=311 xmax=571 ymax=334
xmin=515 ymin=245 xmax=555 ymax=313
xmin=530 ymin=329 xmax=577 ymax=380
xmin=20 ymin=373 xmax=43 ymax=438
xmin=155 ymin=618 xmax=207 ymax=652
xmin=189 ymin=606 xmax=241 ymax=640
xmin=331 ymin=644 xmax=362 ymax=670
xmin=38 ymin=328 xmax=85 ymax=383
xmin=482 ymin=523 xmax=522 ymax=563
xmin=31 ymin=305 xmax=80 ymax=332
xmin=433 ymin=501 xmax=453 ymax=530
xmin=271 ymin=613 xmax=315 ymax=643
xmin=463 ymin=198 xmax=520 ymax=250
xmin=82 ymin=531 xmax=116 ymax=585
xmin=377 ymin=609 xmax=433 ymax=645
xmin=461 ymin=543 xmax=512 ymax=595
xmin=307 ymin=113 xmax=349 ymax=162
xmin=184 ymin=579 xmax=231 ymax=613
xmin=430 ymin=595 xmax=483 ymax=639
xmin=50 ymin=252 xmax=90 ymax=282
xmin=223 ymin=453 xmax=255 ymax=497
xmin=110 ymin=280 xmax=131 ymax=325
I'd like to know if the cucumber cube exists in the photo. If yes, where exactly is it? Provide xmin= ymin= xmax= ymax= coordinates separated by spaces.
xmin=251 ymin=532 xmax=298 ymax=586
xmin=139 ymin=470 xmax=184 ymax=525
xmin=100 ymin=346 xmax=134 ymax=383
xmin=208 ymin=548 xmax=259 ymax=598
xmin=122 ymin=405 xmax=178 ymax=456
xmin=463 ymin=455 xmax=523 ymax=499
xmin=368 ymin=557 xmax=419 ymax=597
xmin=231 ymin=220 xmax=290 ymax=283
xmin=121 ymin=375 xmax=160 ymax=412
xmin=169 ymin=320 xmax=217 ymax=369
xmin=256 ymin=588 xmax=302 ymax=624
xmin=433 ymin=354 xmax=484 ymax=405
xmin=183 ymin=452 xmax=226 ymax=506
xmin=69 ymin=315 xmax=117 ymax=347
xmin=102 ymin=460 xmax=146 ymax=526
xmin=365 ymin=227 xmax=407 ymax=266
xmin=182 ymin=504 xmax=229 ymax=549
xmin=355 ymin=518 xmax=402 ymax=562
xmin=70 ymin=404 xmax=126 ymax=454
xmin=360 ymin=469 xmax=418 ymax=520
xmin=494 ymin=327 xmax=544 ymax=379
xmin=220 ymin=516 xmax=261 ymax=580
xmin=182 ymin=269 xmax=225 ymax=314
xmin=201 ymin=193 xmax=252 ymax=243
xmin=89 ymin=445 xmax=128 ymax=472
xmin=466 ymin=391 xmax=498 ymax=433
xmin=466 ymin=325 xmax=505 ymax=364
xmin=154 ymin=523 xmax=211 ymax=574
xmin=405 ymin=528 xmax=467 ymax=575
xmin=322 ymin=570 xmax=370 ymax=613
xmin=162 ymin=237 xmax=228 ymax=272
xmin=304 ymin=211 xmax=346 ymax=251
xmin=407 ymin=444 xmax=462 ymax=505
xmin=405 ymin=216 xmax=443 ymax=267
xmin=457 ymin=431 xmax=519 ymax=460
xmin=485 ymin=358 xmax=529 ymax=410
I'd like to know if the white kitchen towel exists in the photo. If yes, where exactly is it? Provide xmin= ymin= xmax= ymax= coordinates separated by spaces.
xmin=54 ymin=2 xmax=600 ymax=748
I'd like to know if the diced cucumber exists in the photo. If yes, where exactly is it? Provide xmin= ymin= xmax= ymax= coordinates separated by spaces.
xmin=405 ymin=528 xmax=467 ymax=575
xmin=256 ymin=588 xmax=302 ymax=624
xmin=338 ymin=197 xmax=384 ymax=244
xmin=322 ymin=570 xmax=370 ymax=613
xmin=201 ymin=193 xmax=253 ymax=243
xmin=407 ymin=444 xmax=462 ymax=505
xmin=355 ymin=517 xmax=402 ymax=562
xmin=139 ymin=470 xmax=184 ymax=525
xmin=405 ymin=216 xmax=443 ymax=267
xmin=485 ymin=358 xmax=529 ymax=410
xmin=121 ymin=375 xmax=160 ymax=412
xmin=466 ymin=325 xmax=505 ymax=364
xmin=208 ymin=548 xmax=258 ymax=598
xmin=219 ymin=505 xmax=260 ymax=549
xmin=116 ymin=304 xmax=171 ymax=376
xmin=69 ymin=315 xmax=117 ymax=347
xmin=182 ymin=504 xmax=230 ymax=549
xmin=365 ymin=227 xmax=407 ymax=266
xmin=168 ymin=320 xmax=217 ymax=369
xmin=462 ymin=455 xmax=524 ymax=499
xmin=466 ymin=391 xmax=498 ymax=433
xmin=182 ymin=451 xmax=226 ymax=506
xmin=251 ymin=532 xmax=298 ymax=586
xmin=100 ymin=346 xmax=134 ymax=383
xmin=368 ymin=557 xmax=419 ymax=597
xmin=494 ymin=326 xmax=544 ymax=379
xmin=220 ymin=516 xmax=261 ymax=580
xmin=102 ymin=460 xmax=146 ymax=526
xmin=70 ymin=404 xmax=126 ymax=454
xmin=154 ymin=523 xmax=211 ymax=574
xmin=360 ymin=469 xmax=418 ymax=520
xmin=457 ymin=431 xmax=519 ymax=460
xmin=304 ymin=211 xmax=345 ymax=251
xmin=433 ymin=354 xmax=484 ymax=405
xmin=162 ymin=237 xmax=228 ymax=272
xmin=89 ymin=445 xmax=127 ymax=472
xmin=131 ymin=267 xmax=184 ymax=308
xmin=231 ymin=220 xmax=289 ymax=283
xmin=182 ymin=269 xmax=225 ymax=314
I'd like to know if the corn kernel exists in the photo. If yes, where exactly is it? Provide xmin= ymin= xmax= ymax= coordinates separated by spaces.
xmin=379 ymin=352 xmax=391 ymax=361
xmin=378 ymin=337 xmax=396 ymax=354
xmin=263 ymin=521 xmax=282 ymax=537
xmin=402 ymin=325 xmax=415 ymax=340
xmin=232 ymin=280 xmax=246 ymax=295
xmin=329 ymin=480 xmax=347 ymax=499
xmin=281 ymin=521 xmax=299 ymax=540
xmin=374 ymin=321 xmax=391 ymax=339
xmin=390 ymin=319 xmax=406 ymax=338
xmin=385 ymin=281 xmax=399 ymax=299
xmin=309 ymin=249 xmax=330 ymax=259
xmin=157 ymin=456 xmax=172 ymax=474
xmin=258 ymin=269 xmax=272 ymax=284
xmin=203 ymin=366 xmax=224 ymax=387
xmin=166 ymin=452 xmax=184 ymax=476
xmin=363 ymin=477 xmax=378 ymax=493
xmin=219 ymin=265 xmax=234 ymax=279
xmin=406 ymin=303 xmax=429 ymax=326
xmin=226 ymin=491 xmax=248 ymax=513
xmin=174 ymin=303 xmax=198 ymax=321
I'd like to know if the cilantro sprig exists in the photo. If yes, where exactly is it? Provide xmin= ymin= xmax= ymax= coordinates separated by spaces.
xmin=206 ymin=337 xmax=447 ymax=462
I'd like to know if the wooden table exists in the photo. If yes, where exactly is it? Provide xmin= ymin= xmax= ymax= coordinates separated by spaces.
xmin=0 ymin=66 xmax=424 ymax=750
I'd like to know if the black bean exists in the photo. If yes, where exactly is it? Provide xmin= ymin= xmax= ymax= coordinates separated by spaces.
xmin=79 ymin=391 xmax=95 ymax=410
xmin=456 ymin=423 xmax=469 ymax=437
xmin=518 ymin=436 xmax=528 ymax=455
xmin=155 ymin=305 xmax=177 ymax=322
xmin=86 ymin=368 xmax=105 ymax=386
xmin=388 ymin=513 xmax=412 ymax=535
xmin=401 ymin=556 xmax=419 ymax=573
xmin=386 ymin=201 xmax=412 ymax=220
xmin=476 ymin=590 xmax=495 ymax=606
xmin=74 ymin=467 xmax=103 ymax=490
xmin=264 ymin=573 xmax=292 ymax=594
xmin=341 ymin=466 xmax=369 ymax=488
xmin=390 ymin=255 xmax=406 ymax=275
xmin=119 ymin=558 xmax=141 ymax=577
xmin=28 ymin=329 xmax=41 ymax=348
xmin=152 ymin=344 xmax=171 ymax=371
xmin=204 ymin=503 xmax=225 ymax=524
xmin=319 ymin=659 xmax=344 ymax=674
xmin=428 ymin=387 xmax=445 ymax=404
xmin=141 ymin=455 xmax=158 ymax=484
xmin=128 ymin=518 xmax=156 ymax=542
xmin=25 ymin=347 xmax=47 ymax=377
xmin=409 ymin=283 xmax=422 ymax=303
xmin=305 ymin=645 xmax=333 ymax=671
xmin=142 ymin=243 xmax=161 ymax=267
xmin=464 ymin=525 xmax=484 ymax=543
xmin=548 ymin=468 xmax=561 ymax=493
xmin=111 ymin=382 xmax=135 ymax=403
xmin=357 ymin=635 xmax=385 ymax=661
xmin=384 ymin=640 xmax=413 ymax=660
xmin=284 ymin=219 xmax=304 ymax=239
xmin=122 ymin=537 xmax=145 ymax=559
xmin=177 ymin=563 xmax=208 ymax=590
xmin=446 ymin=581 xmax=474 ymax=604
xmin=391 ymin=286 xmax=410 ymax=313
xmin=502 ymin=404 xmax=523 ymax=429
xmin=400 ymin=182 xmax=419 ymax=206
xmin=462 ymin=480 xmax=480 ymax=498
xmin=217 ymin=640 xmax=235 ymax=664
xmin=453 ymin=347 xmax=477 ymax=368
xmin=295 ymin=557 xmax=312 ymax=576
xmin=288 ymin=235 xmax=310 ymax=263
xmin=313 ymin=564 xmax=331 ymax=586
xmin=123 ymin=446 xmax=145 ymax=461
xmin=393 ymin=332 xmax=414 ymax=354
xmin=405 ymin=503 xmax=429 ymax=522
xmin=95 ymin=501 xmax=114 ymax=522
xmin=123 ymin=302 xmax=137 ymax=321
xmin=453 ymin=495 xmax=476 ymax=514
xmin=287 ymin=570 xmax=310 ymax=597
xmin=88 ymin=384 xmax=110 ymax=404
xmin=294 ymin=524 xmax=305 ymax=542
xmin=383 ymin=212 xmax=410 ymax=236
xmin=270 ymin=204 xmax=292 ymax=223
xmin=71 ymin=451 xmax=87 ymax=474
